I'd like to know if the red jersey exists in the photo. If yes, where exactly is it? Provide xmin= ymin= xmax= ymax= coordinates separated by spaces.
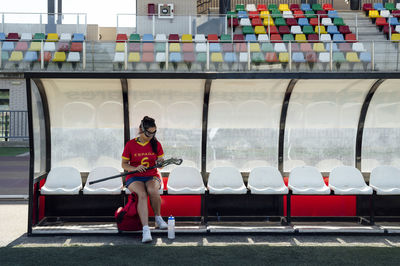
xmin=122 ymin=138 xmax=164 ymax=180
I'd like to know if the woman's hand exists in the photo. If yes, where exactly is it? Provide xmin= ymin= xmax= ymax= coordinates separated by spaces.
xmin=156 ymin=157 xmax=164 ymax=165
xmin=135 ymin=165 xmax=147 ymax=172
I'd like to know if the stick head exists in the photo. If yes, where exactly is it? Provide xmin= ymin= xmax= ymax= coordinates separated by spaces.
xmin=158 ymin=158 xmax=183 ymax=168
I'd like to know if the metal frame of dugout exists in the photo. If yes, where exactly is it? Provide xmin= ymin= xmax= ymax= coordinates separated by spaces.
xmin=23 ymin=71 xmax=400 ymax=236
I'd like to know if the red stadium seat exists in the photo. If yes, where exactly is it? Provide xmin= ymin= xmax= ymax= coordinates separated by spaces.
xmin=316 ymin=10 xmax=328 ymax=18
xmin=116 ymin=34 xmax=128 ymax=43
xmin=248 ymin=11 xmax=259 ymax=19
xmin=290 ymin=4 xmax=300 ymax=10
xmin=300 ymin=43 xmax=313 ymax=52
xmin=338 ymin=42 xmax=352 ymax=52
xmin=7 ymin=32 xmax=19 ymax=41
xmin=228 ymin=18 xmax=239 ymax=27
xmin=141 ymin=52 xmax=154 ymax=62
xmin=310 ymin=18 xmax=320 ymax=26
xmin=222 ymin=43 xmax=234 ymax=52
xmin=376 ymin=17 xmax=388 ymax=27
xmin=265 ymin=52 xmax=279 ymax=63
xmin=267 ymin=26 xmax=279 ymax=34
xmin=279 ymin=26 xmax=291 ymax=35
xmin=233 ymin=34 xmax=245 ymax=42
xmin=270 ymin=34 xmax=282 ymax=42
xmin=168 ymin=34 xmax=180 ymax=43
xmin=323 ymin=4 xmax=334 ymax=11
xmin=142 ymin=43 xmax=154 ymax=52
xmin=182 ymin=43 xmax=194 ymax=52
xmin=291 ymin=42 xmax=301 ymax=52
xmin=257 ymin=4 xmax=267 ymax=11
xmin=307 ymin=34 xmax=319 ymax=42
xmin=286 ymin=18 xmax=298 ymax=26
xmin=345 ymin=33 xmax=357 ymax=42
xmin=70 ymin=42 xmax=83 ymax=52
xmin=294 ymin=10 xmax=305 ymax=18
xmin=339 ymin=26 xmax=351 ymax=34
xmin=129 ymin=43 xmax=141 ymax=52
xmin=251 ymin=18 xmax=263 ymax=26
xmin=207 ymin=34 xmax=219 ymax=43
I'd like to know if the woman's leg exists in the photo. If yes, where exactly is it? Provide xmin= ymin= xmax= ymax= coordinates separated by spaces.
xmin=145 ymin=180 xmax=161 ymax=216
xmin=128 ymin=181 xmax=148 ymax=226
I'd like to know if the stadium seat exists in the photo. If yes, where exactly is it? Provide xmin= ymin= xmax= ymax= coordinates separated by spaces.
xmin=298 ymin=18 xmax=310 ymax=26
xmin=303 ymin=25 xmax=315 ymax=34
xmin=47 ymin=33 xmax=59 ymax=42
xmin=195 ymin=43 xmax=207 ymax=52
xmin=352 ymin=43 xmax=366 ymax=52
xmin=60 ymin=33 xmax=72 ymax=42
xmin=292 ymin=52 xmax=306 ymax=63
xmin=169 ymin=43 xmax=181 ymax=52
xmin=328 ymin=10 xmax=339 ymax=18
xmin=53 ymin=52 xmax=66 ymax=62
xmin=313 ymin=43 xmax=325 ymax=52
xmin=58 ymin=42 xmax=69 ymax=52
xmin=257 ymin=4 xmax=267 ymax=11
xmin=385 ymin=2 xmax=396 ymax=11
xmin=300 ymin=43 xmax=312 ymax=52
xmin=326 ymin=42 xmax=339 ymax=52
xmin=380 ymin=10 xmax=390 ymax=18
xmin=237 ymin=10 xmax=248 ymax=19
xmin=329 ymin=166 xmax=372 ymax=195
xmin=301 ymin=4 xmax=312 ymax=11
xmin=24 ymin=51 xmax=38 ymax=62
xmin=323 ymin=3 xmax=334 ymax=11
xmin=338 ymin=43 xmax=352 ymax=52
xmin=129 ymin=33 xmax=141 ymax=42
xmin=224 ymin=52 xmax=237 ymax=63
xmin=370 ymin=166 xmax=400 ymax=195
xmin=142 ymin=43 xmax=154 ymax=52
xmin=7 ymin=32 xmax=19 ymax=41
xmin=70 ymin=42 xmax=83 ymax=52
xmin=333 ymin=17 xmax=346 ymax=26
xmin=83 ymin=167 xmax=123 ymax=194
xmin=32 ymin=33 xmax=45 ymax=42
xmin=15 ymin=41 xmax=28 ymax=51
xmin=43 ymin=42 xmax=56 ymax=52
xmin=279 ymin=4 xmax=290 ymax=11
xmin=142 ymin=34 xmax=154 ymax=43
xmin=242 ymin=26 xmax=254 ymax=34
xmin=245 ymin=34 xmax=257 ymax=42
xmin=286 ymin=18 xmax=298 ymax=26
xmin=41 ymin=167 xmax=82 ymax=195
xmin=346 ymin=52 xmax=360 ymax=62
xmin=327 ymin=25 xmax=340 ymax=34
xmin=260 ymin=10 xmax=270 ymax=19
xmin=167 ymin=167 xmax=205 ymax=194
xmin=182 ymin=43 xmax=194 ymax=52
xmin=312 ymin=3 xmax=323 ymax=11
xmin=290 ymin=4 xmax=300 ymax=11
xmin=115 ymin=43 xmax=125 ymax=52
xmin=209 ymin=43 xmax=221 ymax=52
xmin=0 ymin=32 xmax=5 ymax=41
xmin=288 ymin=166 xmax=330 ymax=194
xmin=373 ymin=3 xmax=384 ymax=10
xmin=345 ymin=33 xmax=357 ymax=42
xmin=195 ymin=34 xmax=206 ymax=43
xmin=261 ymin=42 xmax=274 ymax=52
xmin=20 ymin=33 xmax=32 ymax=41
xmin=251 ymin=18 xmax=263 ymax=26
xmin=368 ymin=10 xmax=380 ymax=19
xmin=128 ymin=52 xmax=140 ymax=63
xmin=265 ymin=52 xmax=279 ymax=63
xmin=293 ymin=10 xmax=305 ymax=18
xmin=207 ymin=166 xmax=247 ymax=194
xmin=207 ymin=34 xmax=219 ymax=43
xmin=320 ymin=34 xmax=331 ymax=42
xmin=283 ymin=11 xmax=294 ymax=19
xmin=2 ymin=42 xmax=14 ymax=52
xmin=332 ymin=34 xmax=344 ymax=42
xmin=322 ymin=18 xmax=333 ymax=26
xmin=169 ymin=34 xmax=180 ymax=43
xmin=291 ymin=26 xmax=303 ymax=34
xmin=270 ymin=34 xmax=282 ymax=42
xmin=295 ymin=34 xmax=307 ymax=42
xmin=279 ymin=26 xmax=290 ymax=35
xmin=72 ymin=33 xmax=85 ymax=42
xmin=254 ymin=26 xmax=266 ymax=34
xmin=9 ymin=51 xmax=23 ymax=62
xmin=220 ymin=34 xmax=231 ymax=43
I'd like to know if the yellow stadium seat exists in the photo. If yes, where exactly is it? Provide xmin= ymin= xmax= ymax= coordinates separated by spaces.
xmin=9 ymin=51 xmax=23 ymax=61
xmin=47 ymin=33 xmax=59 ymax=42
xmin=211 ymin=52 xmax=223 ymax=62
xmin=169 ymin=43 xmax=181 ymax=52
xmin=295 ymin=34 xmax=307 ymax=42
xmin=315 ymin=26 xmax=327 ymax=34
xmin=313 ymin=43 xmax=326 ymax=52
xmin=53 ymin=52 xmax=66 ymax=62
xmin=128 ymin=52 xmax=140 ymax=62
xmin=346 ymin=52 xmax=360 ymax=62
xmin=250 ymin=43 xmax=261 ymax=52
xmin=369 ymin=10 xmax=380 ymax=18
xmin=279 ymin=4 xmax=290 ymax=11
xmin=29 ymin=42 xmax=41 ymax=51
xmin=263 ymin=17 xmax=275 ymax=26
xmin=181 ymin=34 xmax=193 ymax=43
xmin=115 ymin=43 xmax=125 ymax=52
xmin=254 ymin=26 xmax=266 ymax=34
xmin=260 ymin=10 xmax=270 ymax=19
xmin=391 ymin=33 xmax=400 ymax=41
xmin=279 ymin=52 xmax=289 ymax=62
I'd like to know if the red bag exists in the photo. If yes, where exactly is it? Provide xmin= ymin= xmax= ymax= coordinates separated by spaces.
xmin=115 ymin=193 xmax=142 ymax=232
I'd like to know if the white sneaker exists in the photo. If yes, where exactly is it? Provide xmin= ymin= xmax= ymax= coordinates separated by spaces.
xmin=142 ymin=229 xmax=152 ymax=243
xmin=155 ymin=216 xmax=168 ymax=230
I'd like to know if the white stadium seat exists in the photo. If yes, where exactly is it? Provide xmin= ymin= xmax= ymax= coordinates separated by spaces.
xmin=329 ymin=166 xmax=372 ymax=195
xmin=207 ymin=166 xmax=247 ymax=194
xmin=370 ymin=166 xmax=400 ymax=195
xmin=247 ymin=167 xmax=288 ymax=194
xmin=41 ymin=166 xmax=82 ymax=195
xmin=288 ymin=166 xmax=330 ymax=194
xmin=83 ymin=167 xmax=123 ymax=194
xmin=167 ymin=166 xmax=205 ymax=194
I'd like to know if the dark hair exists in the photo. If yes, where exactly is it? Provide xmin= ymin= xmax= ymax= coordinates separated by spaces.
xmin=140 ymin=116 xmax=158 ymax=154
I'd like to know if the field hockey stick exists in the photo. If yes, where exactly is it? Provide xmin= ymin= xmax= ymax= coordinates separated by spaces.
xmin=88 ymin=157 xmax=183 ymax=185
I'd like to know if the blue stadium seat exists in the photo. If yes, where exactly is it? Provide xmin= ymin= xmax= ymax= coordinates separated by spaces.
xmin=142 ymin=34 xmax=154 ymax=43
xmin=327 ymin=25 xmax=340 ymax=34
xmin=224 ymin=52 xmax=237 ymax=63
xmin=72 ymin=33 xmax=85 ymax=42
xmin=389 ymin=17 xmax=400 ymax=26
xmin=2 ymin=42 xmax=14 ymax=51
xmin=0 ymin=32 xmax=6 ymax=41
xmin=328 ymin=10 xmax=339 ymax=18
xmin=373 ymin=3 xmax=384 ymax=10
xmin=301 ymin=4 xmax=312 ymax=11
xmin=298 ymin=18 xmax=310 ymax=26
xmin=292 ymin=52 xmax=306 ymax=63
xmin=245 ymin=34 xmax=257 ymax=42
xmin=24 ymin=51 xmax=38 ymax=62
xmin=360 ymin=52 xmax=371 ymax=63
xmin=325 ymin=42 xmax=339 ymax=52
xmin=169 ymin=52 xmax=182 ymax=62
xmin=209 ymin=43 xmax=221 ymax=52
xmin=238 ymin=11 xmax=248 ymax=19
xmin=332 ymin=34 xmax=345 ymax=42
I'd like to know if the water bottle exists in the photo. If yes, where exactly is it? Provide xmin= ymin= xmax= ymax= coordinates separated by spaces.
xmin=168 ymin=215 xmax=175 ymax=239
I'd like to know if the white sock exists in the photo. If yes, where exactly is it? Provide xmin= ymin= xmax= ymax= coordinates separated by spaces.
xmin=143 ymin=225 xmax=149 ymax=231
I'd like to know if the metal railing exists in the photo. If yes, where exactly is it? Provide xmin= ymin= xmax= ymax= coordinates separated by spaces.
xmin=0 ymin=110 xmax=28 ymax=140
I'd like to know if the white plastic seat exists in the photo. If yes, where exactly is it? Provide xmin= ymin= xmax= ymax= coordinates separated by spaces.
xmin=43 ymin=42 xmax=56 ymax=52
xmin=274 ymin=43 xmax=287 ymax=52
xmin=155 ymin=33 xmax=167 ymax=42
xmin=282 ymin=11 xmax=294 ymax=19
xmin=167 ymin=166 xmax=205 ymax=194
xmin=41 ymin=166 xmax=82 ymax=195
xmin=67 ymin=52 xmax=81 ymax=62
xmin=240 ymin=18 xmax=252 ymax=26
xmin=155 ymin=52 xmax=166 ymax=62
xmin=329 ymin=166 xmax=372 ymax=195
xmin=370 ymin=166 xmax=400 ymax=195
xmin=113 ymin=52 xmax=125 ymax=62
xmin=288 ymin=166 xmax=330 ymax=194
xmin=257 ymin=34 xmax=269 ymax=42
xmin=291 ymin=26 xmax=303 ymax=34
xmin=321 ymin=18 xmax=333 ymax=26
xmin=207 ymin=166 xmax=247 ymax=194
xmin=194 ymin=34 xmax=206 ymax=42
xmin=83 ymin=167 xmax=123 ymax=194
xmin=195 ymin=43 xmax=207 ymax=52
xmin=239 ymin=52 xmax=249 ymax=62
xmin=60 ymin=33 xmax=72 ymax=42
xmin=320 ymin=34 xmax=332 ymax=42
xmin=380 ymin=10 xmax=390 ymax=18
xmin=319 ymin=52 xmax=330 ymax=62
xmin=246 ymin=4 xmax=257 ymax=12
xmin=248 ymin=167 xmax=288 ymax=194
xmin=20 ymin=33 xmax=32 ymax=41
xmin=352 ymin=42 xmax=366 ymax=52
